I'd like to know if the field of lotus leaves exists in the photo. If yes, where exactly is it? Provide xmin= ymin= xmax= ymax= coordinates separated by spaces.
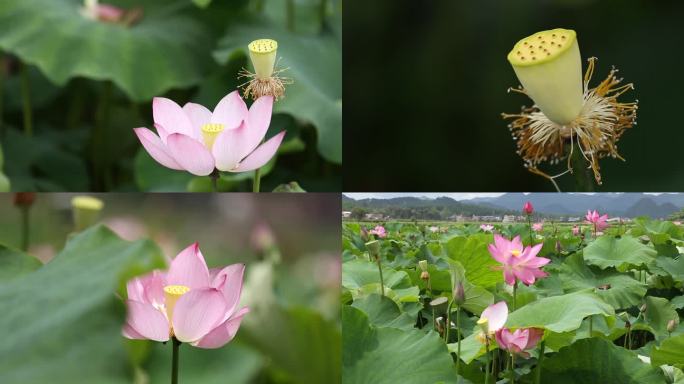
xmin=342 ymin=219 xmax=684 ymax=384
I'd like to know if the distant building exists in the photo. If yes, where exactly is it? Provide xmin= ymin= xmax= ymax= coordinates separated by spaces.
xmin=364 ymin=213 xmax=385 ymax=221
xmin=342 ymin=211 xmax=351 ymax=218
xmin=502 ymin=215 xmax=516 ymax=223
xmin=567 ymin=217 xmax=582 ymax=222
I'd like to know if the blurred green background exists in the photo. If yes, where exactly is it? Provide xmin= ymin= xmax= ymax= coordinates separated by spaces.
xmin=343 ymin=0 xmax=684 ymax=192
xmin=0 ymin=193 xmax=340 ymax=383
xmin=0 ymin=0 xmax=341 ymax=192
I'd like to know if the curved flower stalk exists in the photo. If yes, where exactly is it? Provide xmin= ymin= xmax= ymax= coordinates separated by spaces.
xmin=133 ymin=91 xmax=285 ymax=185
xmin=503 ymin=28 xmax=638 ymax=188
xmin=122 ymin=243 xmax=249 ymax=349
xmin=240 ymin=39 xmax=292 ymax=100
xmin=495 ymin=327 xmax=543 ymax=358
xmin=488 ymin=235 xmax=550 ymax=286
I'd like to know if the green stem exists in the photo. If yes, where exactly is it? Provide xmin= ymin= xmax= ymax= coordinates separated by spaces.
xmin=492 ymin=348 xmax=499 ymax=381
xmin=19 ymin=63 xmax=32 ymax=137
xmin=319 ymin=0 xmax=327 ymax=30
xmin=589 ymin=316 xmax=593 ymax=336
xmin=570 ymin=142 xmax=594 ymax=192
xmin=513 ymin=281 xmax=517 ymax=311
xmin=445 ymin=300 xmax=453 ymax=343
xmin=253 ymin=167 xmax=261 ymax=192
xmin=20 ymin=206 xmax=30 ymax=251
xmin=484 ymin=340 xmax=490 ymax=384
xmin=92 ymin=82 xmax=112 ymax=191
xmin=535 ymin=341 xmax=545 ymax=384
xmin=527 ymin=215 xmax=533 ymax=244
xmin=286 ymin=0 xmax=295 ymax=31
xmin=210 ymin=169 xmax=219 ymax=192
xmin=0 ymin=52 xmax=4 ymax=138
xmin=254 ymin=0 xmax=264 ymax=12
xmin=456 ymin=305 xmax=461 ymax=375
xmin=510 ymin=353 xmax=516 ymax=384
xmin=171 ymin=337 xmax=180 ymax=384
xmin=376 ymin=256 xmax=385 ymax=296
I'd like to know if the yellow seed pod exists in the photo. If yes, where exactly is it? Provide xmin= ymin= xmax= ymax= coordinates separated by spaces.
xmin=164 ymin=285 xmax=190 ymax=325
xmin=71 ymin=195 xmax=104 ymax=231
xmin=507 ymin=28 xmax=584 ymax=125
xmin=201 ymin=123 xmax=224 ymax=150
xmin=248 ymin=39 xmax=278 ymax=80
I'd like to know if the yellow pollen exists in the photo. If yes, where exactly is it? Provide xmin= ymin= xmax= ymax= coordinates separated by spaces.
xmin=201 ymin=123 xmax=225 ymax=150
xmin=164 ymin=285 xmax=190 ymax=328
xmin=248 ymin=38 xmax=278 ymax=54
xmin=477 ymin=317 xmax=488 ymax=325
xmin=511 ymin=249 xmax=522 ymax=257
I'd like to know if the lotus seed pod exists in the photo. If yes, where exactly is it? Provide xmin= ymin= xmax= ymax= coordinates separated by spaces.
xmin=72 ymin=195 xmax=104 ymax=231
xmin=365 ymin=240 xmax=380 ymax=258
xmin=667 ymin=319 xmax=677 ymax=333
xmin=507 ymin=28 xmax=584 ymax=125
xmin=418 ymin=259 xmax=428 ymax=272
xmin=248 ymin=39 xmax=278 ymax=80
xmin=420 ymin=271 xmax=430 ymax=281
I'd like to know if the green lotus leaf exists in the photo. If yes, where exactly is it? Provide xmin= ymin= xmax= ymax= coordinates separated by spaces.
xmin=0 ymin=0 xmax=213 ymax=101
xmin=0 ymin=225 xmax=164 ymax=383
xmin=652 ymin=333 xmax=684 ymax=370
xmin=540 ymin=338 xmax=665 ymax=384
xmin=630 ymin=218 xmax=684 ymax=245
xmin=560 ymin=253 xmax=647 ymax=309
xmin=583 ymin=235 xmax=657 ymax=272
xmin=506 ymin=291 xmax=615 ymax=333
xmin=343 ymin=306 xmax=458 ymax=384
xmin=444 ymin=234 xmax=502 ymax=288
xmin=351 ymin=293 xmax=415 ymax=330
xmin=642 ymin=296 xmax=679 ymax=340
xmin=212 ymin=15 xmax=342 ymax=163
xmin=0 ymin=244 xmax=42 ymax=281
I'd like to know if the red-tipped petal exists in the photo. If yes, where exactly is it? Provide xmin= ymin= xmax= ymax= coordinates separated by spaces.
xmin=167 ymin=243 xmax=211 ymax=289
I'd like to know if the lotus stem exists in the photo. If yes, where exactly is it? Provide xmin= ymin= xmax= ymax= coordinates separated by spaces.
xmin=171 ymin=337 xmax=180 ymax=384
xmin=0 ymin=52 xmax=4 ymax=138
xmin=19 ymin=63 xmax=33 ymax=137
xmin=286 ymin=0 xmax=295 ymax=32
xmin=253 ymin=167 xmax=261 ymax=192
xmin=319 ymin=0 xmax=327 ymax=29
xmin=484 ymin=339 xmax=491 ymax=384
xmin=445 ymin=300 xmax=453 ymax=343
xmin=210 ymin=169 xmax=219 ymax=192
xmin=456 ymin=305 xmax=461 ymax=375
xmin=527 ymin=215 xmax=533 ymax=244
xmin=513 ymin=281 xmax=518 ymax=311
xmin=492 ymin=349 xmax=499 ymax=381
xmin=510 ymin=353 xmax=516 ymax=384
xmin=20 ymin=206 xmax=30 ymax=251
xmin=376 ymin=256 xmax=385 ymax=296
xmin=535 ymin=340 xmax=545 ymax=384
xmin=570 ymin=142 xmax=594 ymax=192
xmin=93 ymin=82 xmax=112 ymax=191
xmin=589 ymin=316 xmax=593 ymax=336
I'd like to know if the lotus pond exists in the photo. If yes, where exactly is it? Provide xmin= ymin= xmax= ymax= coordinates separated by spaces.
xmin=342 ymin=219 xmax=684 ymax=384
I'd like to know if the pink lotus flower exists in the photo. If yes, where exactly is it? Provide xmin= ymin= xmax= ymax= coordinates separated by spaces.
xmin=429 ymin=226 xmax=439 ymax=233
xmin=585 ymin=210 xmax=609 ymax=232
xmin=523 ymin=201 xmax=534 ymax=215
xmin=134 ymin=91 xmax=285 ymax=176
xmin=480 ymin=224 xmax=494 ymax=232
xmin=572 ymin=225 xmax=580 ymax=236
xmin=122 ymin=243 xmax=248 ymax=348
xmin=80 ymin=0 xmax=125 ymax=23
xmin=369 ymin=225 xmax=387 ymax=238
xmin=476 ymin=301 xmax=508 ymax=343
xmin=675 ymin=221 xmax=682 ymax=226
xmin=532 ymin=222 xmax=543 ymax=232
xmin=495 ymin=327 xmax=543 ymax=358
xmin=488 ymin=235 xmax=550 ymax=286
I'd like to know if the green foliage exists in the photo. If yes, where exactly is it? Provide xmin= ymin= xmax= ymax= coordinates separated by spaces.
xmin=652 ymin=334 xmax=684 ymax=369
xmin=583 ymin=235 xmax=658 ymax=272
xmin=0 ymin=244 xmax=41 ymax=281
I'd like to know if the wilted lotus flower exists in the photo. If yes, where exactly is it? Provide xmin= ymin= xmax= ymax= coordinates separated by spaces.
xmin=532 ymin=222 xmax=544 ymax=232
xmin=585 ymin=210 xmax=609 ymax=232
xmin=134 ymin=91 xmax=285 ymax=177
xmin=488 ymin=235 xmax=550 ymax=286
xmin=572 ymin=225 xmax=581 ymax=236
xmin=503 ymin=28 xmax=637 ymax=186
xmin=477 ymin=301 xmax=508 ymax=343
xmin=240 ymin=39 xmax=291 ymax=100
xmin=495 ymin=327 xmax=544 ymax=358
xmin=523 ymin=201 xmax=534 ymax=215
xmin=369 ymin=225 xmax=387 ymax=238
xmin=480 ymin=224 xmax=494 ymax=233
xmin=122 ymin=243 xmax=249 ymax=349
xmin=429 ymin=226 xmax=439 ymax=233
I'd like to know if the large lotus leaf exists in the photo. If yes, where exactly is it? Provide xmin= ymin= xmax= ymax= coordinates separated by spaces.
xmin=652 ymin=333 xmax=684 ymax=369
xmin=560 ymin=253 xmax=647 ymax=309
xmin=540 ymin=338 xmax=665 ymax=384
xmin=0 ymin=244 xmax=42 ymax=281
xmin=642 ymin=296 xmax=679 ymax=340
xmin=0 ymin=143 xmax=8 ymax=191
xmin=342 ymin=260 xmax=413 ymax=291
xmin=213 ymin=16 xmax=342 ymax=163
xmin=0 ymin=0 xmax=213 ymax=101
xmin=630 ymin=218 xmax=684 ymax=245
xmin=342 ymin=306 xmax=458 ymax=384
xmin=444 ymin=234 xmax=502 ymax=288
xmin=672 ymin=296 xmax=684 ymax=310
xmin=448 ymin=260 xmax=494 ymax=315
xmin=583 ymin=235 xmax=657 ymax=272
xmin=654 ymin=256 xmax=684 ymax=282
xmin=506 ymin=291 xmax=615 ymax=333
xmin=0 ymin=225 xmax=164 ymax=384
xmin=351 ymin=293 xmax=415 ymax=330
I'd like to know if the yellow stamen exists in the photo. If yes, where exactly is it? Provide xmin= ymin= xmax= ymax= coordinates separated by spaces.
xmin=164 ymin=285 xmax=190 ymax=327
xmin=248 ymin=39 xmax=278 ymax=79
xmin=201 ymin=123 xmax=225 ymax=150
xmin=511 ymin=249 xmax=522 ymax=257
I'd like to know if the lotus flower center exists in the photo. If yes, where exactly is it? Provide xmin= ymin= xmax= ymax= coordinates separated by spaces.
xmin=511 ymin=249 xmax=522 ymax=257
xmin=201 ymin=123 xmax=225 ymax=150
xmin=163 ymin=285 xmax=190 ymax=328
xmin=248 ymin=38 xmax=278 ymax=79
xmin=477 ymin=317 xmax=490 ymax=334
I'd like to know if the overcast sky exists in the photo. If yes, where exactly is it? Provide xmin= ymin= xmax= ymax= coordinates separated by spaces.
xmin=344 ymin=192 xmax=665 ymax=201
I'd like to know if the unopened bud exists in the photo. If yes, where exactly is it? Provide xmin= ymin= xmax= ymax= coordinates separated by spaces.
xmin=14 ymin=192 xmax=36 ymax=208
xmin=360 ymin=226 xmax=369 ymax=242
xmin=420 ymin=271 xmax=430 ymax=281
xmin=453 ymin=281 xmax=465 ymax=306
xmin=418 ymin=260 xmax=428 ymax=272
xmin=639 ymin=303 xmax=647 ymax=313
xmin=667 ymin=319 xmax=677 ymax=333
xmin=365 ymin=240 xmax=380 ymax=258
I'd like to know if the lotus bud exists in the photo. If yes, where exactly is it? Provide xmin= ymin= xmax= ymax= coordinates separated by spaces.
xmin=420 ymin=271 xmax=430 ymax=281
xmin=523 ymin=201 xmax=534 ymax=215
xmin=453 ymin=281 xmax=465 ymax=306
xmin=360 ymin=226 xmax=369 ymax=242
xmin=72 ymin=195 xmax=104 ymax=231
xmin=639 ymin=303 xmax=647 ymax=313
xmin=667 ymin=319 xmax=677 ymax=333
xmin=13 ymin=192 xmax=36 ymax=208
xmin=418 ymin=260 xmax=428 ymax=272
xmin=365 ymin=240 xmax=380 ymax=259
xmin=508 ymin=29 xmax=583 ymax=125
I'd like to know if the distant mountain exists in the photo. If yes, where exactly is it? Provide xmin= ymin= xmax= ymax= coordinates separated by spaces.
xmin=624 ymin=198 xmax=679 ymax=219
